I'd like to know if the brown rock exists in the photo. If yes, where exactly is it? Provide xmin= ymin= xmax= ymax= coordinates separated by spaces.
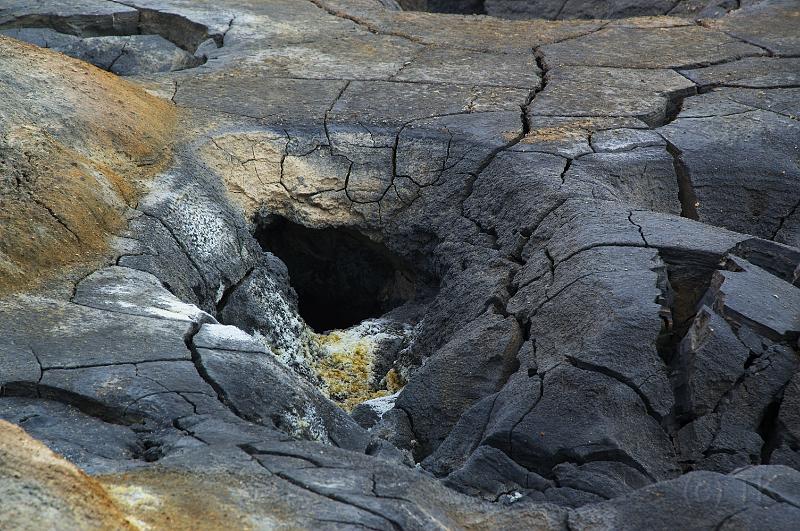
xmin=0 ymin=419 xmax=133 ymax=530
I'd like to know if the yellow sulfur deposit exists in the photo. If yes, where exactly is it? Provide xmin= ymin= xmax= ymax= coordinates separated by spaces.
xmin=315 ymin=330 xmax=394 ymax=411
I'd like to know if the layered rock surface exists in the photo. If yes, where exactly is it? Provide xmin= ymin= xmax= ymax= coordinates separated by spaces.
xmin=1 ymin=0 xmax=799 ymax=529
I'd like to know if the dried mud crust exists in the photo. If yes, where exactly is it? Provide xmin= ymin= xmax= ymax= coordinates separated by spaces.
xmin=0 ymin=36 xmax=176 ymax=296
xmin=1 ymin=0 xmax=800 ymax=529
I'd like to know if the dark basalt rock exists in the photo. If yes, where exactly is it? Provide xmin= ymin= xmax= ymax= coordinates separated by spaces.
xmin=570 ymin=467 xmax=800 ymax=530
xmin=398 ymin=0 xmax=486 ymax=14
xmin=403 ymin=0 xmax=748 ymax=19
xmin=2 ymin=0 xmax=800 ymax=528
xmin=659 ymin=88 xmax=800 ymax=247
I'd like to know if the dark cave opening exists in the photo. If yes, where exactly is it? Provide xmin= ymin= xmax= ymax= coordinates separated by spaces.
xmin=254 ymin=216 xmax=422 ymax=333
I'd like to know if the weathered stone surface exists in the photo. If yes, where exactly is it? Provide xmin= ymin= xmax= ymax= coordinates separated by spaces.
xmin=0 ymin=296 xmax=193 ymax=371
xmin=679 ymin=57 xmax=800 ymax=90
xmin=218 ymin=254 xmax=320 ymax=380
xmin=659 ymin=88 xmax=800 ymax=246
xmin=670 ymin=253 xmax=800 ymax=473
xmin=0 ymin=398 xmax=142 ymax=474
xmin=193 ymin=324 xmax=370 ymax=451
xmin=2 ymin=0 xmax=800 ymax=528
xmin=570 ymin=468 xmax=798 ymax=530
xmin=393 ymin=46 xmax=540 ymax=87
xmin=704 ymin=256 xmax=800 ymax=342
xmin=530 ymin=66 xmax=696 ymax=126
xmin=562 ymin=148 xmax=681 ymax=213
xmin=674 ymin=306 xmax=750 ymax=418
xmin=0 ymin=419 xmax=134 ymax=530
xmin=0 ymin=35 xmax=175 ymax=296
xmin=73 ymin=266 xmax=216 ymax=324
xmin=485 ymin=0 xmax=743 ymax=20
xmin=705 ymin=0 xmax=800 ymax=56
xmin=591 ymin=127 xmax=665 ymax=153
xmin=0 ymin=29 xmax=205 ymax=75
xmin=0 ymin=0 xmax=139 ymax=35
xmin=539 ymin=24 xmax=764 ymax=69
xmin=397 ymin=311 xmax=523 ymax=457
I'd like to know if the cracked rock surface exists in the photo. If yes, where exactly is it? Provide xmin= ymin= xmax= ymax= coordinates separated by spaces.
xmin=1 ymin=0 xmax=800 ymax=529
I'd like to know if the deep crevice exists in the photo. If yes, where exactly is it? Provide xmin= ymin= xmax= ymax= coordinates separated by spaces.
xmin=0 ymin=7 xmax=218 ymax=75
xmin=664 ymin=140 xmax=700 ymax=220
xmin=0 ymin=7 xmax=217 ymax=53
xmin=254 ymin=215 xmax=431 ymax=332
xmin=757 ymin=389 xmax=786 ymax=465
xmin=656 ymin=247 xmax=724 ymax=434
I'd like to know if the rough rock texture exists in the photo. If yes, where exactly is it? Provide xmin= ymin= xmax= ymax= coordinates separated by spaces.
xmin=0 ymin=419 xmax=134 ymax=529
xmin=0 ymin=36 xmax=175 ymax=295
xmin=0 ymin=28 xmax=205 ymax=74
xmin=401 ymin=0 xmax=758 ymax=18
xmin=2 ymin=0 xmax=800 ymax=529
xmin=484 ymin=0 xmax=750 ymax=19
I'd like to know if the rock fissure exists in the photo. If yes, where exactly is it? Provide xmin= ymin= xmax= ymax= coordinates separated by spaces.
xmin=184 ymin=325 xmax=249 ymax=421
xmin=3 ymin=0 xmax=800 ymax=526
xmin=565 ymin=356 xmax=665 ymax=425
xmin=663 ymin=138 xmax=700 ymax=220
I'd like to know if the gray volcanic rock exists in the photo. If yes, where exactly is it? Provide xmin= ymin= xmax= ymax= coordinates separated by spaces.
xmin=192 ymin=323 xmax=369 ymax=450
xmin=218 ymin=254 xmax=321 ymax=381
xmin=485 ymin=0 xmax=745 ymax=19
xmin=562 ymin=148 xmax=681 ymax=213
xmin=0 ymin=0 xmax=216 ymax=75
xmin=0 ymin=296 xmax=194 ymax=371
xmin=529 ymin=66 xmax=696 ymax=125
xmin=0 ymin=27 xmax=80 ymax=48
xmin=0 ymin=29 xmax=205 ymax=74
xmin=679 ymin=57 xmax=800 ymax=90
xmin=396 ymin=311 xmax=523 ymax=457
xmin=705 ymin=0 xmax=800 ymax=56
xmin=570 ymin=468 xmax=800 ymax=530
xmin=0 ymin=397 xmax=143 ymax=474
xmin=538 ymin=24 xmax=764 ymax=69
xmin=72 ymin=266 xmax=216 ymax=324
xmin=408 ymin=0 xmax=748 ymax=19
xmin=659 ymin=88 xmax=800 ymax=246
xmin=2 ymin=0 xmax=800 ymax=528
xmin=671 ymin=253 xmax=800 ymax=473
xmin=590 ymin=128 xmax=665 ymax=153
xmin=0 ymin=0 xmax=139 ymax=35
xmin=674 ymin=306 xmax=751 ymax=418
xmin=705 ymin=256 xmax=800 ymax=342
xmin=398 ymin=0 xmax=485 ymax=13
xmin=60 ymin=34 xmax=205 ymax=75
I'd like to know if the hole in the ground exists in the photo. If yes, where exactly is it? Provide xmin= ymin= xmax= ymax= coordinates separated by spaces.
xmin=255 ymin=215 xmax=425 ymax=333
xmin=0 ymin=9 xmax=217 ymax=76
xmin=0 ymin=9 xmax=215 ymax=53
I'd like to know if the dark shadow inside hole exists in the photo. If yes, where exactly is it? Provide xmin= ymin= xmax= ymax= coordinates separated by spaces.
xmin=255 ymin=216 xmax=423 ymax=333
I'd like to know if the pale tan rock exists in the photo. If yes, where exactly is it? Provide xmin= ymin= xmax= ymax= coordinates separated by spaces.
xmin=0 ymin=420 xmax=133 ymax=530
xmin=0 ymin=36 xmax=176 ymax=296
